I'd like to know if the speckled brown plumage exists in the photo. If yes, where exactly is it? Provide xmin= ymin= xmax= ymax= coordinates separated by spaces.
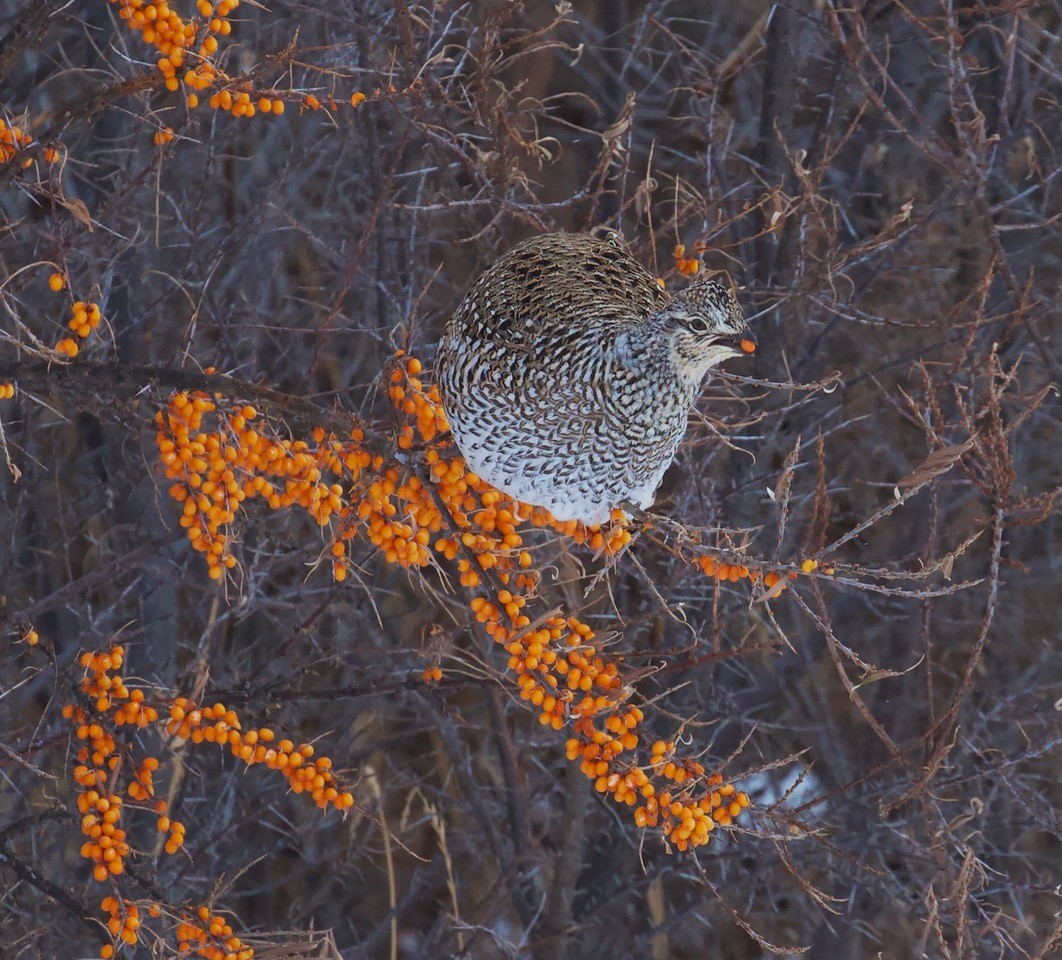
xmin=436 ymin=232 xmax=754 ymax=524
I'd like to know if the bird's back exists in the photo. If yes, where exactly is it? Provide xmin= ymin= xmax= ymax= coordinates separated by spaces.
xmin=442 ymin=232 xmax=666 ymax=358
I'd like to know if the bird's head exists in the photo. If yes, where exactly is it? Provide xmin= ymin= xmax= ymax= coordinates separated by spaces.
xmin=655 ymin=273 xmax=755 ymax=380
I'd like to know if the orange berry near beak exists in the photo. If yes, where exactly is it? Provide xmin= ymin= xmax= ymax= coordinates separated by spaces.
xmin=740 ymin=339 xmax=756 ymax=354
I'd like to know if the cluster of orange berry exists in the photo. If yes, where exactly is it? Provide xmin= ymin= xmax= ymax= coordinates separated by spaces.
xmin=302 ymin=91 xmax=368 ymax=112
xmin=65 ymin=644 xmax=352 ymax=956
xmin=673 ymin=242 xmax=702 ymax=277
xmin=475 ymin=602 xmax=625 ymax=731
xmin=109 ymin=0 xmax=238 ymax=73
xmin=100 ymin=897 xmax=155 ymax=952
xmin=182 ymin=1 xmax=248 ymax=115
xmin=0 ymin=382 xmax=14 ymax=400
xmin=638 ymin=741 xmax=750 ymax=848
xmin=72 ymin=769 xmax=131 ymax=884
xmin=166 ymin=698 xmax=354 ymax=811
xmin=176 ymin=906 xmax=253 ymax=960
xmin=157 ymin=0 xmax=240 ymax=94
xmin=473 ymin=590 xmax=748 ymax=851
xmin=0 ymin=116 xmax=33 ymax=166
xmin=109 ymin=0 xmax=262 ymax=121
xmin=109 ymin=0 xmax=369 ymax=126
xmin=697 ymin=555 xmax=794 ymax=593
xmin=55 ymin=296 xmax=104 ymax=357
xmin=125 ymin=756 xmax=158 ymax=800
xmin=0 ymin=115 xmax=60 ymax=166
xmin=36 ymin=271 xmax=104 ymax=360
xmin=155 ymin=391 xmax=250 ymax=577
xmin=692 ymin=555 xmax=829 ymax=598
xmin=62 ymin=647 xmax=172 ymax=882
xmin=98 ymin=897 xmax=252 ymax=960
xmin=110 ymin=0 xmax=199 ymax=62
xmin=155 ymin=389 xmax=373 ymax=579
xmin=202 ymin=90 xmax=285 ymax=117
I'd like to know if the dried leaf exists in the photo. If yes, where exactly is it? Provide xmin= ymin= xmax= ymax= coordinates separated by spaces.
xmin=601 ymin=91 xmax=635 ymax=145
xmin=897 ymin=439 xmax=974 ymax=490
xmin=938 ymin=530 xmax=982 ymax=581
xmin=59 ymin=196 xmax=94 ymax=231
xmin=773 ymin=434 xmax=802 ymax=556
xmin=775 ymin=436 xmax=801 ymax=504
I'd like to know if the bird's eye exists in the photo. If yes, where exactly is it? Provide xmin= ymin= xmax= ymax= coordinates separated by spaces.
xmin=686 ymin=316 xmax=710 ymax=334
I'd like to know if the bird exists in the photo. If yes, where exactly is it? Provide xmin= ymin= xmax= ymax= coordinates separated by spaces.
xmin=435 ymin=231 xmax=756 ymax=526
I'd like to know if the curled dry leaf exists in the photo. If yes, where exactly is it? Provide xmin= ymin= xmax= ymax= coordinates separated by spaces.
xmin=897 ymin=439 xmax=974 ymax=490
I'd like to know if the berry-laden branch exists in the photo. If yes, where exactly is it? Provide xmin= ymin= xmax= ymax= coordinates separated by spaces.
xmin=152 ymin=354 xmax=802 ymax=852
xmin=104 ymin=0 xmax=372 ymax=142
xmin=63 ymin=645 xmax=354 ymax=958
xmin=0 ymin=112 xmax=61 ymax=180
xmin=0 ymin=267 xmax=106 ymax=398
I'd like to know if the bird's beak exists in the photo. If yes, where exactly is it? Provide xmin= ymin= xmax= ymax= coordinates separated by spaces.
xmin=716 ymin=331 xmax=757 ymax=354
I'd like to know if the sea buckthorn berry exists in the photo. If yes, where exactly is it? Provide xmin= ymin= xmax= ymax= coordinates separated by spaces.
xmin=151 ymin=354 xmax=749 ymax=847
xmin=48 ymin=272 xmax=65 ymax=292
